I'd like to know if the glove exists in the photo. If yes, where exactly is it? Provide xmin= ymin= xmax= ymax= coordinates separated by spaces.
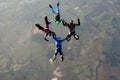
xmin=78 ymin=18 xmax=80 ymax=21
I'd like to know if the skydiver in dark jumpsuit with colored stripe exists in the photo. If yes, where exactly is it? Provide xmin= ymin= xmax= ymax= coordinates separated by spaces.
xmin=62 ymin=19 xmax=80 ymax=42
xmin=35 ymin=16 xmax=56 ymax=41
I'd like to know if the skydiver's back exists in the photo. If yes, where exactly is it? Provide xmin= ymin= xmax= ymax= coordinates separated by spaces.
xmin=53 ymin=37 xmax=65 ymax=48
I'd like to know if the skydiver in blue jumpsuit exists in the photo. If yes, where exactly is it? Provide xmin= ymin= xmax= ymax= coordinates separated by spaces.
xmin=51 ymin=37 xmax=66 ymax=62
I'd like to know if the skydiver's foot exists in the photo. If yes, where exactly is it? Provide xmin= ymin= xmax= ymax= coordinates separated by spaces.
xmin=57 ymin=2 xmax=59 ymax=6
xmin=60 ymin=55 xmax=64 ymax=62
xmin=49 ymin=4 xmax=52 ymax=8
xmin=35 ymin=24 xmax=40 ymax=27
xmin=49 ymin=59 xmax=54 ymax=64
xmin=74 ymin=35 xmax=79 ymax=40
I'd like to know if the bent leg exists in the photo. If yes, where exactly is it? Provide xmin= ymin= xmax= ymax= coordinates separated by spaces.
xmin=44 ymin=33 xmax=49 ymax=41
xmin=52 ymin=49 xmax=58 ymax=61
xmin=59 ymin=49 xmax=64 ymax=62
xmin=74 ymin=34 xmax=79 ymax=40
xmin=66 ymin=34 xmax=71 ymax=42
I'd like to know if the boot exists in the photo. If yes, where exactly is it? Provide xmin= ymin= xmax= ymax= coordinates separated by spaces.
xmin=74 ymin=35 xmax=79 ymax=40
xmin=49 ymin=4 xmax=52 ymax=8
xmin=57 ymin=2 xmax=59 ymax=6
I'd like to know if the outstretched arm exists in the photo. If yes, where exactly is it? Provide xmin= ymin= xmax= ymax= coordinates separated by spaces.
xmin=61 ymin=38 xmax=66 ymax=42
xmin=44 ymin=33 xmax=49 ymax=41
xmin=75 ymin=18 xmax=80 ymax=26
xmin=53 ymin=37 xmax=57 ymax=42
xmin=35 ymin=24 xmax=44 ymax=31
xmin=62 ymin=20 xmax=69 ymax=27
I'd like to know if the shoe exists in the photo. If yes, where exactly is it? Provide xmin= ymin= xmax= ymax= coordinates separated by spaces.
xmin=74 ymin=35 xmax=79 ymax=40
xmin=60 ymin=55 xmax=64 ymax=62
xmin=49 ymin=4 xmax=52 ymax=8
xmin=49 ymin=59 xmax=53 ymax=64
xmin=57 ymin=2 xmax=59 ymax=6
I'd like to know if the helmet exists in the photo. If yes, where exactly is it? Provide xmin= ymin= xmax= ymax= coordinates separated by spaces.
xmin=70 ymin=20 xmax=73 ymax=25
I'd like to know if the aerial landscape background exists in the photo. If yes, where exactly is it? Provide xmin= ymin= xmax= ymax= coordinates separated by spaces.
xmin=0 ymin=0 xmax=120 ymax=80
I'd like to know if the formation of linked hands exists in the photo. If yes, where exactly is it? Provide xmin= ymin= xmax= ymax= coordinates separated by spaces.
xmin=35 ymin=2 xmax=80 ymax=42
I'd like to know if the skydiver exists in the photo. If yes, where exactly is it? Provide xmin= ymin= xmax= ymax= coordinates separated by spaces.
xmin=35 ymin=16 xmax=56 ymax=41
xmin=50 ymin=37 xmax=67 ymax=62
xmin=49 ymin=2 xmax=62 ymax=25
xmin=62 ymin=18 xmax=80 ymax=42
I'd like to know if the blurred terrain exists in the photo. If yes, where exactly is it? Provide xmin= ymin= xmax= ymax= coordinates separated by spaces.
xmin=0 ymin=0 xmax=120 ymax=80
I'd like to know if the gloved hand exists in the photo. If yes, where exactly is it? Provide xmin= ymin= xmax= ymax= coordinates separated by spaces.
xmin=44 ymin=38 xmax=49 ymax=41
